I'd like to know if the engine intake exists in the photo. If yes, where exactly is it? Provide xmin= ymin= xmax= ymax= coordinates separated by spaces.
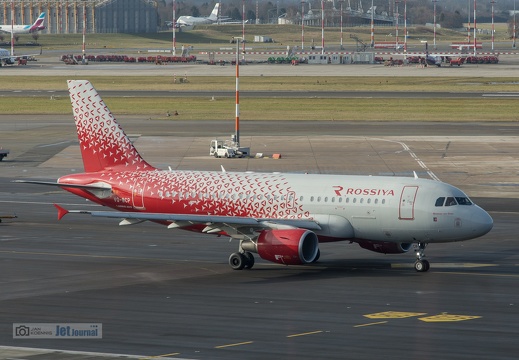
xmin=246 ymin=229 xmax=319 ymax=265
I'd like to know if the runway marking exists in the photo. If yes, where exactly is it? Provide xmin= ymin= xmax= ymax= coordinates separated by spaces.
xmin=482 ymin=93 xmax=519 ymax=97
xmin=439 ymin=271 xmax=519 ymax=278
xmin=0 ymin=250 xmax=154 ymax=261
xmin=286 ymin=330 xmax=323 ymax=338
xmin=368 ymin=138 xmax=440 ymax=181
xmin=0 ymin=345 xmax=150 ymax=359
xmin=354 ymin=321 xmax=388 ymax=328
xmin=38 ymin=140 xmax=71 ymax=148
xmin=140 ymin=352 xmax=181 ymax=359
xmin=364 ymin=311 xmax=427 ymax=319
xmin=215 ymin=341 xmax=254 ymax=348
xmin=392 ymin=263 xmax=497 ymax=269
xmin=419 ymin=314 xmax=482 ymax=322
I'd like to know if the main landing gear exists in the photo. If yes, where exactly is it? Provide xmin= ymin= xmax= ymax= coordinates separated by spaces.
xmin=229 ymin=251 xmax=255 ymax=270
xmin=414 ymin=242 xmax=430 ymax=272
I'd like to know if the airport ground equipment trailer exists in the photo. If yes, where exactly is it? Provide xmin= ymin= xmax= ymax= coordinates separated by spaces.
xmin=0 ymin=148 xmax=9 ymax=161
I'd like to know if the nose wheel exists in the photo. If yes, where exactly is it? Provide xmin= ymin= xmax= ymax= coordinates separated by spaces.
xmin=414 ymin=242 xmax=430 ymax=272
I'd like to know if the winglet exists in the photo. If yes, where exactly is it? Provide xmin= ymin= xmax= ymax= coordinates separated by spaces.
xmin=54 ymin=204 xmax=69 ymax=220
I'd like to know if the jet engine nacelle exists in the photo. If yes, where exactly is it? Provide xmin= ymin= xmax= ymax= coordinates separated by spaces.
xmin=357 ymin=240 xmax=413 ymax=254
xmin=255 ymin=229 xmax=320 ymax=265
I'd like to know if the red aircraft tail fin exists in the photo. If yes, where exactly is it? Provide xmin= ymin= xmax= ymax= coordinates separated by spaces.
xmin=67 ymin=80 xmax=154 ymax=173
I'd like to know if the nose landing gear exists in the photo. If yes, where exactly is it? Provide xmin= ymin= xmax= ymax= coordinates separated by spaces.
xmin=414 ymin=242 xmax=430 ymax=272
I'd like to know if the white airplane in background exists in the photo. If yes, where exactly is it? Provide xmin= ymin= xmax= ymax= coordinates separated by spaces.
xmin=0 ymin=47 xmax=41 ymax=66
xmin=177 ymin=3 xmax=241 ymax=26
xmin=16 ymin=80 xmax=493 ymax=272
xmin=177 ymin=3 xmax=220 ymax=26
xmin=0 ymin=12 xmax=45 ymax=34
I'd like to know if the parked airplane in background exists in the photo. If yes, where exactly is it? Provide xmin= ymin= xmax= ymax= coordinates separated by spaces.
xmin=176 ymin=3 xmax=241 ymax=26
xmin=0 ymin=47 xmax=41 ymax=66
xmin=16 ymin=80 xmax=493 ymax=272
xmin=0 ymin=12 xmax=45 ymax=34
xmin=177 ymin=3 xmax=220 ymax=26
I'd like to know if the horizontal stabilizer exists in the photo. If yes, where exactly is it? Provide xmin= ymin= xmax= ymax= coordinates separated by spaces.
xmin=54 ymin=204 xmax=69 ymax=220
xmin=13 ymin=180 xmax=111 ymax=190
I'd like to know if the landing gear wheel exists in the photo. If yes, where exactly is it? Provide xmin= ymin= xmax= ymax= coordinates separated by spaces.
xmin=243 ymin=252 xmax=255 ymax=269
xmin=229 ymin=252 xmax=246 ymax=270
xmin=414 ymin=259 xmax=430 ymax=272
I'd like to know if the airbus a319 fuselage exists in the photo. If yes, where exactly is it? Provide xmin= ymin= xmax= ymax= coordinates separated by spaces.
xmin=19 ymin=80 xmax=493 ymax=272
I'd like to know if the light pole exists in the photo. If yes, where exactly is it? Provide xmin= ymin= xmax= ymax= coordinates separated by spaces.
xmin=404 ymin=0 xmax=407 ymax=53
xmin=242 ymin=0 xmax=245 ymax=62
xmin=491 ymin=0 xmax=495 ymax=52
xmin=82 ymin=0 xmax=87 ymax=64
xmin=433 ymin=0 xmax=437 ymax=50
xmin=301 ymin=0 xmax=305 ymax=50
xmin=10 ymin=0 xmax=14 ymax=56
xmin=234 ymin=37 xmax=242 ymax=146
xmin=473 ymin=0 xmax=477 ymax=56
xmin=395 ymin=0 xmax=399 ymax=50
xmin=514 ymin=0 xmax=517 ymax=49
xmin=172 ymin=0 xmax=176 ymax=55
xmin=321 ymin=0 xmax=324 ymax=54
xmin=467 ymin=0 xmax=471 ymax=43
xmin=370 ymin=0 xmax=374 ymax=47
xmin=339 ymin=0 xmax=344 ymax=50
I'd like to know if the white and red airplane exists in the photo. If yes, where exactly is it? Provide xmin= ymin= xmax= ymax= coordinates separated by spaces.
xmin=0 ymin=12 xmax=45 ymax=34
xmin=17 ymin=80 xmax=493 ymax=272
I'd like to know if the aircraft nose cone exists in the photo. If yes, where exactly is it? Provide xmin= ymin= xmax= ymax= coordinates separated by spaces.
xmin=472 ymin=206 xmax=493 ymax=237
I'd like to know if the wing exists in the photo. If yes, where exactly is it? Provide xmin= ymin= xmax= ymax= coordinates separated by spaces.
xmin=54 ymin=204 xmax=321 ymax=240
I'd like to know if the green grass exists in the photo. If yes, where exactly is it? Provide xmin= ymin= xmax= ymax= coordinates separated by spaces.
xmin=1 ymin=97 xmax=517 ymax=121
xmin=2 ymin=76 xmax=519 ymax=93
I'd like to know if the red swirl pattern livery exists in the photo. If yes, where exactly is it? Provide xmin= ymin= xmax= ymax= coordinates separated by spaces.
xmin=70 ymin=80 xmax=152 ymax=172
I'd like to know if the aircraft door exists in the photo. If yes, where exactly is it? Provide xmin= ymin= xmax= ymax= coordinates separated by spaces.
xmin=286 ymin=191 xmax=296 ymax=210
xmin=399 ymin=186 xmax=418 ymax=220
xmin=132 ymin=176 xmax=147 ymax=210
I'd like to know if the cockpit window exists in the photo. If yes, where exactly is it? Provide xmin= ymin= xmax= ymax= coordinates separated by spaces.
xmin=456 ymin=197 xmax=472 ymax=205
xmin=435 ymin=197 xmax=445 ymax=207
xmin=445 ymin=197 xmax=457 ymax=206
xmin=435 ymin=196 xmax=472 ymax=207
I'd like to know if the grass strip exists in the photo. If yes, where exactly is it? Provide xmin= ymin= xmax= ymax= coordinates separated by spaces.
xmin=1 ymin=76 xmax=519 ymax=92
xmin=1 ymin=97 xmax=516 ymax=121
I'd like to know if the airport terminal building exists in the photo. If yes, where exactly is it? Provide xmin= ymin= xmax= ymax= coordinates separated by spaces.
xmin=0 ymin=0 xmax=158 ymax=34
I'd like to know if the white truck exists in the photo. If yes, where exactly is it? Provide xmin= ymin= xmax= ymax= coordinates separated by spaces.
xmin=210 ymin=140 xmax=236 ymax=158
